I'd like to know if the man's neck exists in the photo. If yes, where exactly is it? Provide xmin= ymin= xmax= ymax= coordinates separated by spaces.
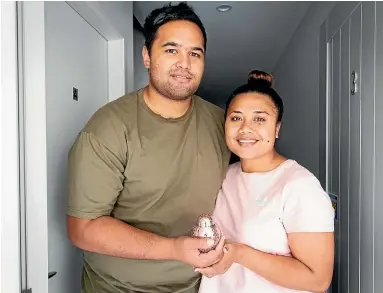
xmin=143 ymin=85 xmax=192 ymax=119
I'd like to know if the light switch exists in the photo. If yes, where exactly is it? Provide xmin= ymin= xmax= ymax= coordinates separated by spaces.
xmin=73 ymin=87 xmax=78 ymax=101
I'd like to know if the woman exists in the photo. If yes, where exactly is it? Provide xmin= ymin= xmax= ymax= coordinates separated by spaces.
xmin=197 ymin=71 xmax=334 ymax=293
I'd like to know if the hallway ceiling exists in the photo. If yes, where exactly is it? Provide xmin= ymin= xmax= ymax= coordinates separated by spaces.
xmin=134 ymin=1 xmax=311 ymax=106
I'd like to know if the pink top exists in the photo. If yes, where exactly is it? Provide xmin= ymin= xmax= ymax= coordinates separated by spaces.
xmin=199 ymin=160 xmax=334 ymax=293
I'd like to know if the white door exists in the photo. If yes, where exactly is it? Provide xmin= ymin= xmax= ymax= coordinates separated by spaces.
xmin=18 ymin=2 xmax=126 ymax=292
xmin=44 ymin=2 xmax=108 ymax=292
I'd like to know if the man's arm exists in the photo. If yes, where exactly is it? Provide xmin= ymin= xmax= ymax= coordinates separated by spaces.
xmin=67 ymin=118 xmax=223 ymax=268
xmin=67 ymin=215 xmax=174 ymax=260
xmin=67 ymin=117 xmax=175 ymax=260
xmin=67 ymin=215 xmax=225 ymax=268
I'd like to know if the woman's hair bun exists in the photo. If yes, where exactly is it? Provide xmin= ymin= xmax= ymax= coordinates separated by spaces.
xmin=247 ymin=70 xmax=274 ymax=88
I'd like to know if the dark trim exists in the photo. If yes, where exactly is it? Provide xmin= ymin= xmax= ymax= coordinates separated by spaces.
xmin=133 ymin=15 xmax=144 ymax=34
xmin=318 ymin=19 xmax=327 ymax=189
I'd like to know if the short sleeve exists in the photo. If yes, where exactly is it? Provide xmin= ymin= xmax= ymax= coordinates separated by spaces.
xmin=67 ymin=108 xmax=127 ymax=219
xmin=282 ymin=176 xmax=334 ymax=233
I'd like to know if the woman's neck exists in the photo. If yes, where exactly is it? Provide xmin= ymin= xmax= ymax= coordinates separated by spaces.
xmin=240 ymin=151 xmax=287 ymax=173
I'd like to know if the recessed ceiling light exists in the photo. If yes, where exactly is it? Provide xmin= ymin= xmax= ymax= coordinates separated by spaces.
xmin=216 ymin=4 xmax=232 ymax=12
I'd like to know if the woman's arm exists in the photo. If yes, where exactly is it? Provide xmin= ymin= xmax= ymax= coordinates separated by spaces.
xmin=234 ymin=232 xmax=334 ymax=293
xmin=197 ymin=232 xmax=333 ymax=293
xmin=197 ymin=174 xmax=335 ymax=292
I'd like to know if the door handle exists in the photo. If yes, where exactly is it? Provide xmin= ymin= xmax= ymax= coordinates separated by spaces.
xmin=351 ymin=70 xmax=358 ymax=95
xmin=48 ymin=271 xmax=57 ymax=279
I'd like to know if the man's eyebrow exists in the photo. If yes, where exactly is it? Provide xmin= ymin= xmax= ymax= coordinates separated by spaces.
xmin=161 ymin=42 xmax=205 ymax=54
xmin=162 ymin=41 xmax=180 ymax=47
xmin=191 ymin=46 xmax=205 ymax=54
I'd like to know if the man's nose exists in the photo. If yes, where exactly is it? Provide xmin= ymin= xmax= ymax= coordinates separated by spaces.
xmin=176 ymin=52 xmax=191 ymax=70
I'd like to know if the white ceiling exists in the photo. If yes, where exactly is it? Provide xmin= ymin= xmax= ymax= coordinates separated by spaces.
xmin=134 ymin=1 xmax=311 ymax=106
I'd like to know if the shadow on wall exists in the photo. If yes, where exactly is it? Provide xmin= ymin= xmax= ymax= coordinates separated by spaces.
xmin=272 ymin=1 xmax=336 ymax=180
xmin=134 ymin=27 xmax=149 ymax=91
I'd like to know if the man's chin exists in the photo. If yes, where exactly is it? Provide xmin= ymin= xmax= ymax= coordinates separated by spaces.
xmin=151 ymin=79 xmax=199 ymax=101
xmin=166 ymin=87 xmax=197 ymax=101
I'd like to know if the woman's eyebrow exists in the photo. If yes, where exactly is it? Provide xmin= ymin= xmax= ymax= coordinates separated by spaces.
xmin=230 ymin=110 xmax=271 ymax=115
xmin=254 ymin=110 xmax=270 ymax=115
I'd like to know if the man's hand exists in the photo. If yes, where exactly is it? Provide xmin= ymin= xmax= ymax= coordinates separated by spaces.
xmin=195 ymin=242 xmax=238 ymax=278
xmin=172 ymin=235 xmax=225 ymax=268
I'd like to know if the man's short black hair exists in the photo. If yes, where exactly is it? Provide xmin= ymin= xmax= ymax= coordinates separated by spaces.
xmin=143 ymin=2 xmax=207 ymax=54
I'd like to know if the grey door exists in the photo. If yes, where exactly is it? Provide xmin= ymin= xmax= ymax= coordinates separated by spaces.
xmin=326 ymin=2 xmax=383 ymax=293
xmin=348 ymin=6 xmax=361 ymax=293
xmin=376 ymin=3 xmax=383 ymax=293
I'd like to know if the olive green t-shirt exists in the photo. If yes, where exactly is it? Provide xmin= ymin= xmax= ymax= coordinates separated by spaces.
xmin=67 ymin=89 xmax=230 ymax=293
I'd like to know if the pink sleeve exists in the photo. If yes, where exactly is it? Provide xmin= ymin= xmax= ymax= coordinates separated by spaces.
xmin=282 ymin=176 xmax=335 ymax=233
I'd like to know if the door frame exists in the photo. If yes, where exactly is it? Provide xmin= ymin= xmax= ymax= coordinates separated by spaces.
xmin=10 ymin=2 xmax=127 ymax=293
xmin=319 ymin=2 xmax=361 ymax=293
xmin=320 ymin=1 xmax=362 ymax=202
xmin=319 ymin=1 xmax=361 ymax=194
xmin=66 ymin=1 xmax=126 ymax=102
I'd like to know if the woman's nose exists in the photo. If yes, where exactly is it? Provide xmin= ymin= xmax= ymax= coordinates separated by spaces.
xmin=239 ymin=121 xmax=253 ymax=134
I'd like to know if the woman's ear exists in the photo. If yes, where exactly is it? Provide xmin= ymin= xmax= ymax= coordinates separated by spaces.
xmin=142 ymin=46 xmax=150 ymax=69
xmin=275 ymin=122 xmax=281 ymax=138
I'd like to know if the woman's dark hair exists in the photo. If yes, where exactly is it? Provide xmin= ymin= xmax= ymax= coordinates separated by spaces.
xmin=143 ymin=2 xmax=207 ymax=54
xmin=224 ymin=70 xmax=284 ymax=122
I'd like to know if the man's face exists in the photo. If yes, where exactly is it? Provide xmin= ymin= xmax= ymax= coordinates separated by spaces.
xmin=142 ymin=20 xmax=205 ymax=101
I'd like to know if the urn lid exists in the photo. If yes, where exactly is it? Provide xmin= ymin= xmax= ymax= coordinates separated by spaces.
xmin=197 ymin=214 xmax=214 ymax=228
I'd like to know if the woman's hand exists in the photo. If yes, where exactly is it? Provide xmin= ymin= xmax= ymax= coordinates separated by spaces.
xmin=195 ymin=241 xmax=240 ymax=278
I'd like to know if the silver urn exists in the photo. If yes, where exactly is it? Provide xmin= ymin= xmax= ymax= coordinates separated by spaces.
xmin=192 ymin=214 xmax=222 ymax=253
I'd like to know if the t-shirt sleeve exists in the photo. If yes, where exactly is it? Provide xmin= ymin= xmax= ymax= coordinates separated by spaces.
xmin=282 ymin=176 xmax=335 ymax=233
xmin=67 ymin=108 xmax=127 ymax=219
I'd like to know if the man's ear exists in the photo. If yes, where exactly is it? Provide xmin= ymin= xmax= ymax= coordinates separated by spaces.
xmin=142 ymin=46 xmax=150 ymax=69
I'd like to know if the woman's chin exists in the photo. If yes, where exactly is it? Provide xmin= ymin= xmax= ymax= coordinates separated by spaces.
xmin=232 ymin=150 xmax=258 ymax=160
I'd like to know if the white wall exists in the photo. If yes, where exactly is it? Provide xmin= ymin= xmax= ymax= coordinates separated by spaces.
xmin=45 ymin=2 xmax=109 ymax=292
xmin=272 ymin=1 xmax=336 ymax=180
xmin=93 ymin=1 xmax=134 ymax=94
xmin=6 ymin=2 xmax=135 ymax=293
xmin=1 ymin=2 xmax=21 ymax=293
xmin=134 ymin=28 xmax=149 ymax=91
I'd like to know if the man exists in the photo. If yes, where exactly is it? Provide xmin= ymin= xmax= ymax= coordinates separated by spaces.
xmin=67 ymin=2 xmax=230 ymax=293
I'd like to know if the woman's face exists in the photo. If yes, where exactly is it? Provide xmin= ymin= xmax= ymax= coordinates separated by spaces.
xmin=225 ymin=92 xmax=281 ymax=160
